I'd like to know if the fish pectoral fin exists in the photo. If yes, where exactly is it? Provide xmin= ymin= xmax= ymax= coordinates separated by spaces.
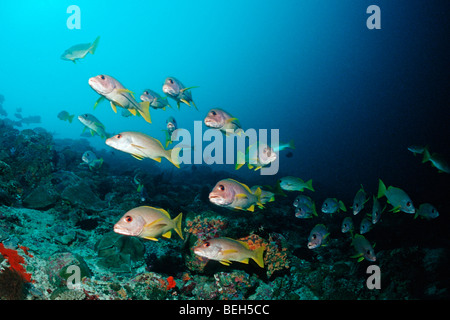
xmin=219 ymin=260 xmax=232 ymax=266
xmin=116 ymin=88 xmax=135 ymax=98
xmin=389 ymin=206 xmax=401 ymax=213
xmin=131 ymin=143 xmax=145 ymax=149
xmin=110 ymin=102 xmax=118 ymax=113
xmin=131 ymin=154 xmax=145 ymax=161
xmin=350 ymin=253 xmax=363 ymax=259
xmin=222 ymin=249 xmax=239 ymax=255
xmin=162 ymin=230 xmax=172 ymax=239
xmin=357 ymin=256 xmax=365 ymax=263
xmin=235 ymin=193 xmax=248 ymax=199
xmin=93 ymin=96 xmax=105 ymax=109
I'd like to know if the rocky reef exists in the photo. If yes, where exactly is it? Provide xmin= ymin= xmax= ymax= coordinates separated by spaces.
xmin=0 ymin=119 xmax=449 ymax=301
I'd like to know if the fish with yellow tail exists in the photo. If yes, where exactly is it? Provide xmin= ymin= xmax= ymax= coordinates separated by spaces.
xmin=209 ymin=178 xmax=264 ymax=212
xmin=351 ymin=234 xmax=376 ymax=262
xmin=307 ymin=224 xmax=329 ymax=249
xmin=105 ymin=131 xmax=181 ymax=168
xmin=88 ymin=74 xmax=151 ymax=123
xmin=278 ymin=176 xmax=314 ymax=192
xmin=377 ymin=179 xmax=415 ymax=214
xmin=193 ymin=237 xmax=265 ymax=268
xmin=422 ymin=147 xmax=450 ymax=174
xmin=162 ymin=76 xmax=198 ymax=110
xmin=204 ymin=108 xmax=242 ymax=136
xmin=61 ymin=36 xmax=100 ymax=63
xmin=140 ymin=89 xmax=172 ymax=110
xmin=113 ymin=206 xmax=183 ymax=241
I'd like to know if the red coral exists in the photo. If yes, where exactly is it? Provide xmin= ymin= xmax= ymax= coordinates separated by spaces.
xmin=0 ymin=243 xmax=33 ymax=283
xmin=166 ymin=276 xmax=176 ymax=290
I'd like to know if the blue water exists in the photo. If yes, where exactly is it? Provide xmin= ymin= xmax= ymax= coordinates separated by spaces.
xmin=0 ymin=0 xmax=449 ymax=300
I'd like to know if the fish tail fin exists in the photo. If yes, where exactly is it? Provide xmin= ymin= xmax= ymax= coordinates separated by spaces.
xmin=172 ymin=212 xmax=184 ymax=240
xmin=287 ymin=139 xmax=295 ymax=149
xmin=235 ymin=150 xmax=246 ymax=170
xmin=422 ymin=147 xmax=431 ymax=163
xmin=252 ymin=246 xmax=265 ymax=268
xmin=138 ymin=101 xmax=151 ymax=123
xmin=253 ymin=187 xmax=264 ymax=209
xmin=339 ymin=200 xmax=347 ymax=212
xmin=306 ymin=179 xmax=314 ymax=192
xmin=377 ymin=179 xmax=386 ymax=199
xmin=166 ymin=147 xmax=181 ymax=169
xmin=89 ymin=36 xmax=101 ymax=54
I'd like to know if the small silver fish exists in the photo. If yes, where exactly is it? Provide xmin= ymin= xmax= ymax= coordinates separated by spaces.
xmin=352 ymin=185 xmax=368 ymax=215
xmin=162 ymin=77 xmax=198 ymax=110
xmin=414 ymin=203 xmax=439 ymax=220
xmin=341 ymin=217 xmax=354 ymax=233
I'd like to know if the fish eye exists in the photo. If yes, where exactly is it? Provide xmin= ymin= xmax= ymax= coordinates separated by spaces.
xmin=117 ymin=134 xmax=122 ymax=139
xmin=211 ymin=110 xmax=216 ymax=116
xmin=169 ymin=78 xmax=174 ymax=84
xmin=144 ymin=91 xmax=148 ymax=95
xmin=203 ymin=242 xmax=210 ymax=247
xmin=218 ymin=184 xmax=225 ymax=191
xmin=406 ymin=201 xmax=411 ymax=207
xmin=343 ymin=224 xmax=347 ymax=227
xmin=100 ymin=75 xmax=105 ymax=80
xmin=366 ymin=250 xmax=371 ymax=255
xmin=355 ymin=204 xmax=359 ymax=208
xmin=125 ymin=215 xmax=133 ymax=223
xmin=312 ymin=234 xmax=316 ymax=239
xmin=324 ymin=203 xmax=328 ymax=207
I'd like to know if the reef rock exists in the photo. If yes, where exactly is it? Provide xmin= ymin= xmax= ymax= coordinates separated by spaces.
xmin=60 ymin=180 xmax=105 ymax=212
xmin=23 ymin=182 xmax=59 ymax=209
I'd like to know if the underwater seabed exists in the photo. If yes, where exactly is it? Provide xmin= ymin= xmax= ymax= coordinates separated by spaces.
xmin=0 ymin=121 xmax=449 ymax=300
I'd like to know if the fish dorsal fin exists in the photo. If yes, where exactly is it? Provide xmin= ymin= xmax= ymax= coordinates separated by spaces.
xmin=144 ymin=206 xmax=171 ymax=219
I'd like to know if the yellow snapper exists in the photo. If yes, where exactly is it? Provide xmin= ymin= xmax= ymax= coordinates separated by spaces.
xmin=414 ymin=203 xmax=439 ymax=220
xmin=307 ymin=224 xmax=329 ymax=249
xmin=352 ymin=185 xmax=368 ymax=215
xmin=61 ymin=36 xmax=100 ymax=63
xmin=140 ymin=89 xmax=172 ymax=110
xmin=351 ymin=234 xmax=376 ymax=262
xmin=78 ymin=113 xmax=109 ymax=139
xmin=105 ymin=131 xmax=181 ymax=168
xmin=377 ymin=179 xmax=415 ymax=214
xmin=88 ymin=74 xmax=151 ymax=123
xmin=114 ymin=206 xmax=183 ymax=241
xmin=250 ymin=185 xmax=275 ymax=204
xmin=422 ymin=147 xmax=450 ymax=173
xmin=57 ymin=111 xmax=74 ymax=123
xmin=209 ymin=178 xmax=263 ymax=212
xmin=162 ymin=77 xmax=198 ymax=110
xmin=278 ymin=176 xmax=314 ymax=192
xmin=204 ymin=108 xmax=242 ymax=135
xmin=193 ymin=237 xmax=265 ymax=268
xmin=236 ymin=142 xmax=277 ymax=171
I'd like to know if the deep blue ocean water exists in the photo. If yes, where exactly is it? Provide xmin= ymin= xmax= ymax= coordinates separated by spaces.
xmin=0 ymin=0 xmax=449 ymax=301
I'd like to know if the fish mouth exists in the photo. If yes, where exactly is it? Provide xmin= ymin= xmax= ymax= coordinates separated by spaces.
xmin=204 ymin=119 xmax=221 ymax=128
xmin=113 ymin=224 xmax=136 ymax=236
xmin=208 ymin=194 xmax=228 ymax=206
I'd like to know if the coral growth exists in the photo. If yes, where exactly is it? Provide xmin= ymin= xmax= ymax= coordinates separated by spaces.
xmin=0 ymin=243 xmax=33 ymax=282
